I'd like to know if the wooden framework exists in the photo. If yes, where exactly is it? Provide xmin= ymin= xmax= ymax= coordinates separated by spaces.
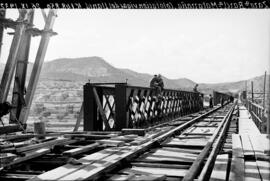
xmin=0 ymin=9 xmax=57 ymax=133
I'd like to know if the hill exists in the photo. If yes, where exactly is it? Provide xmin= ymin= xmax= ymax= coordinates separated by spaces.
xmin=0 ymin=57 xmax=268 ymax=94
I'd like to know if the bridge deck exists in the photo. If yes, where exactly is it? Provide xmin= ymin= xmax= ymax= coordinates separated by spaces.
xmin=239 ymin=105 xmax=261 ymax=135
xmin=1 ymin=102 xmax=269 ymax=180
xmin=230 ymin=105 xmax=270 ymax=181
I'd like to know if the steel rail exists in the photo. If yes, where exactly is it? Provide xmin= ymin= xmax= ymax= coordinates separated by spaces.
xmin=198 ymin=103 xmax=235 ymax=181
xmin=57 ymin=105 xmax=224 ymax=180
xmin=183 ymin=103 xmax=235 ymax=181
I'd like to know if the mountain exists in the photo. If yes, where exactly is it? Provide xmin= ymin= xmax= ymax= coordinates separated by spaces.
xmin=171 ymin=78 xmax=197 ymax=89
xmin=40 ymin=57 xmax=158 ymax=87
xmin=0 ymin=57 xmax=268 ymax=95
xmin=199 ymin=74 xmax=269 ymax=96
xmin=40 ymin=57 xmax=185 ymax=89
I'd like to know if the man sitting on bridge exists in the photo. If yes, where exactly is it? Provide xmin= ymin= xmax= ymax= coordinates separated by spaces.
xmin=150 ymin=74 xmax=164 ymax=117
xmin=150 ymin=74 xmax=164 ymax=96
xmin=193 ymin=84 xmax=199 ymax=92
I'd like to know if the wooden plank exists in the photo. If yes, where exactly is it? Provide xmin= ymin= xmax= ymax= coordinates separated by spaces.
xmin=207 ymin=116 xmax=225 ymax=119
xmin=161 ymin=147 xmax=202 ymax=155
xmin=96 ymin=139 xmax=125 ymax=147
xmin=0 ymin=134 xmax=35 ymax=141
xmin=131 ymin=162 xmax=190 ymax=169
xmin=244 ymin=161 xmax=261 ymax=181
xmin=256 ymin=161 xmax=270 ymax=181
xmin=247 ymin=134 xmax=270 ymax=181
xmin=195 ymin=121 xmax=219 ymax=127
xmin=241 ymin=134 xmax=255 ymax=159
xmin=57 ymin=147 xmax=132 ymax=181
xmin=28 ymin=147 xmax=126 ymax=180
xmin=182 ymin=133 xmax=213 ymax=136
xmin=107 ymin=173 xmax=166 ymax=181
xmin=1 ymin=138 xmax=36 ymax=151
xmin=130 ymin=137 xmax=151 ymax=146
xmin=122 ymin=129 xmax=146 ymax=136
xmin=187 ymin=127 xmax=217 ymax=134
xmin=15 ymin=137 xmax=72 ymax=152
xmin=0 ymin=124 xmax=23 ymax=135
xmin=238 ymin=106 xmax=261 ymax=135
xmin=129 ymin=174 xmax=166 ymax=181
xmin=1 ymin=148 xmax=50 ymax=169
xmin=107 ymin=173 xmax=135 ymax=181
xmin=0 ymin=173 xmax=37 ymax=180
xmin=163 ymin=138 xmax=207 ymax=148
xmin=209 ymin=154 xmax=229 ymax=181
xmin=260 ymin=134 xmax=270 ymax=155
xmin=63 ymin=143 xmax=99 ymax=156
xmin=110 ymin=136 xmax=135 ymax=142
xmin=64 ymin=133 xmax=117 ymax=140
xmin=136 ymin=149 xmax=197 ymax=164
xmin=122 ymin=166 xmax=187 ymax=177
xmin=193 ymin=125 xmax=218 ymax=127
xmin=177 ymin=135 xmax=210 ymax=139
xmin=229 ymin=134 xmax=244 ymax=181
xmin=73 ymin=103 xmax=83 ymax=132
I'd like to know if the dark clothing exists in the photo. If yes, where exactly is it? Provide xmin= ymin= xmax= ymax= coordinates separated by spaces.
xmin=150 ymin=76 xmax=164 ymax=117
xmin=209 ymin=97 xmax=213 ymax=108
xmin=220 ymin=98 xmax=224 ymax=107
xmin=0 ymin=102 xmax=12 ymax=117
xmin=230 ymin=96 xmax=234 ymax=103
xmin=150 ymin=77 xmax=159 ymax=88
xmin=193 ymin=85 xmax=198 ymax=92
xmin=150 ymin=76 xmax=164 ymax=95
xmin=157 ymin=77 xmax=164 ymax=90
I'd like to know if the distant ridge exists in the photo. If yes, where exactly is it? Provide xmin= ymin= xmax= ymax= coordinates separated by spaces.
xmin=0 ymin=57 xmax=268 ymax=94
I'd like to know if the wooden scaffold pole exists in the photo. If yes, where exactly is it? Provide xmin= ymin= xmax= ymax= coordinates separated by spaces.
xmin=0 ymin=10 xmax=30 ymax=103
xmin=10 ymin=10 xmax=35 ymax=124
xmin=0 ymin=9 xmax=6 ymax=58
xmin=19 ymin=9 xmax=58 ymax=124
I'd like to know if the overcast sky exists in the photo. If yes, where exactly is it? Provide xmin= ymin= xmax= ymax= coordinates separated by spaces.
xmin=1 ymin=9 xmax=270 ymax=83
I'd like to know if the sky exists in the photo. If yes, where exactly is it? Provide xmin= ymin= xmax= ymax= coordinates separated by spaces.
xmin=1 ymin=9 xmax=270 ymax=83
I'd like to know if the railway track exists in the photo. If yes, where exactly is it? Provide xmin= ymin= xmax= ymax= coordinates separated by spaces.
xmin=0 ymin=102 xmax=237 ymax=181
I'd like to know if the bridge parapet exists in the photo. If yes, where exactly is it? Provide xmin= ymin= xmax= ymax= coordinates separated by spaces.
xmin=83 ymin=83 xmax=203 ymax=131
xmin=246 ymin=99 xmax=266 ymax=133
xmin=213 ymin=91 xmax=231 ymax=106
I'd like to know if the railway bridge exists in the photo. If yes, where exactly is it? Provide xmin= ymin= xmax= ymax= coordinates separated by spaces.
xmin=0 ymin=9 xmax=269 ymax=181
xmin=0 ymin=83 xmax=269 ymax=181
